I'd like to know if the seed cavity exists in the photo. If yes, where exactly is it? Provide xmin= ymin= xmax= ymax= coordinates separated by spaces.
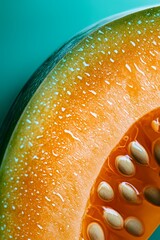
xmin=97 ymin=181 xmax=114 ymax=201
xmin=115 ymin=155 xmax=135 ymax=176
xmin=124 ymin=217 xmax=144 ymax=236
xmin=153 ymin=139 xmax=160 ymax=166
xmin=119 ymin=182 xmax=139 ymax=203
xmin=129 ymin=141 xmax=149 ymax=165
xmin=144 ymin=186 xmax=160 ymax=206
xmin=103 ymin=208 xmax=123 ymax=229
xmin=87 ymin=222 xmax=105 ymax=240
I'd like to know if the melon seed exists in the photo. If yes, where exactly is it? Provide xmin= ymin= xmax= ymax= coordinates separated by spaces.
xmin=87 ymin=222 xmax=105 ymax=240
xmin=129 ymin=141 xmax=149 ymax=165
xmin=97 ymin=181 xmax=114 ymax=201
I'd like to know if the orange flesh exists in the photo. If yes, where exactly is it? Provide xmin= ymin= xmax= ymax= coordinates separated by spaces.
xmin=0 ymin=6 xmax=160 ymax=240
xmin=81 ymin=108 xmax=160 ymax=240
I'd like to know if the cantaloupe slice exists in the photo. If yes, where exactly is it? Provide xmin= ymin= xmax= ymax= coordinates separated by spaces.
xmin=0 ymin=6 xmax=160 ymax=240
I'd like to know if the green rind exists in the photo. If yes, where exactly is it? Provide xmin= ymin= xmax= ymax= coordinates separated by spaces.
xmin=0 ymin=5 xmax=157 ymax=164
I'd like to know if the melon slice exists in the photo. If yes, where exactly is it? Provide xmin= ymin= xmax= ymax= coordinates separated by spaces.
xmin=0 ymin=6 xmax=160 ymax=240
xmin=82 ymin=108 xmax=160 ymax=240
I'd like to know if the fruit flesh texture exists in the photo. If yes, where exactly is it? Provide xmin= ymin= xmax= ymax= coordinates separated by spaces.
xmin=0 ymin=6 xmax=160 ymax=240
xmin=82 ymin=108 xmax=160 ymax=240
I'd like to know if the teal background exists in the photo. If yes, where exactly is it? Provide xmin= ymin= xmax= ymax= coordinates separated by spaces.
xmin=0 ymin=0 xmax=160 ymax=238
xmin=1 ymin=0 xmax=160 ymax=127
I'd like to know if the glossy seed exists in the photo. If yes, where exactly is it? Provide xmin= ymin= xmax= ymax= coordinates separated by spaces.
xmin=103 ymin=208 xmax=123 ymax=229
xmin=125 ymin=217 xmax=144 ymax=236
xmin=87 ymin=222 xmax=105 ymax=240
xmin=144 ymin=186 xmax=160 ymax=206
xmin=153 ymin=139 xmax=160 ymax=165
xmin=129 ymin=141 xmax=149 ymax=165
xmin=119 ymin=182 xmax=138 ymax=203
xmin=151 ymin=119 xmax=160 ymax=133
xmin=115 ymin=155 xmax=135 ymax=176
xmin=97 ymin=181 xmax=114 ymax=201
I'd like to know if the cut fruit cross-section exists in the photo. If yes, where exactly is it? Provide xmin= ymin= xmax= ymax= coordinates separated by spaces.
xmin=0 ymin=5 xmax=160 ymax=240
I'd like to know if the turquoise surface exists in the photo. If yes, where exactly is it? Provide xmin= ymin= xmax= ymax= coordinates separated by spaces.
xmin=0 ymin=1 xmax=160 ymax=238
xmin=1 ymin=0 xmax=160 ymax=126
xmin=150 ymin=226 xmax=160 ymax=240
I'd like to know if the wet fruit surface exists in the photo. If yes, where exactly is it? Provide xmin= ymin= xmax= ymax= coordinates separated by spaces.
xmin=82 ymin=108 xmax=160 ymax=240
xmin=0 ymin=6 xmax=160 ymax=240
